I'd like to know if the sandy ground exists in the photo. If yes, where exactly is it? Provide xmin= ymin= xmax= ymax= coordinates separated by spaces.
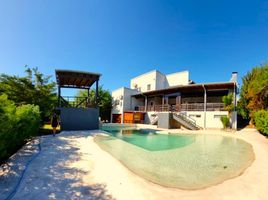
xmin=1 ymin=127 xmax=268 ymax=200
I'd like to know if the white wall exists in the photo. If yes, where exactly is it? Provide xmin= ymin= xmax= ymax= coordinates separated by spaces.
xmin=122 ymin=88 xmax=139 ymax=111
xmin=111 ymin=87 xmax=125 ymax=115
xmin=130 ymin=70 xmax=189 ymax=92
xmin=111 ymin=87 xmax=139 ymax=114
xmin=144 ymin=111 xmax=158 ymax=124
xmin=131 ymin=97 xmax=144 ymax=110
xmin=231 ymin=111 xmax=237 ymax=130
xmin=155 ymin=72 xmax=167 ymax=90
xmin=166 ymin=71 xmax=189 ymax=86
xmin=111 ymin=87 xmax=139 ymax=123
xmin=130 ymin=70 xmax=157 ymax=92
xmin=184 ymin=111 xmax=229 ymax=129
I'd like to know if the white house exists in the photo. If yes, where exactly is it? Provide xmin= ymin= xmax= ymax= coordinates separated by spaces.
xmin=111 ymin=70 xmax=238 ymax=130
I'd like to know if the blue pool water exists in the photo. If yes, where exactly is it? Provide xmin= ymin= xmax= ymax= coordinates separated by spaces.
xmin=103 ymin=128 xmax=195 ymax=151
xmin=96 ymin=126 xmax=255 ymax=189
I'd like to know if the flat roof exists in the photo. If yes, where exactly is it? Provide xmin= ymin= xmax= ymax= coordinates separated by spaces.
xmin=132 ymin=82 xmax=236 ymax=97
xmin=55 ymin=69 xmax=101 ymax=89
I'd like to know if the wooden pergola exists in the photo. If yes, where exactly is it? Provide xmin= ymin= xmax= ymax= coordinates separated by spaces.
xmin=55 ymin=70 xmax=101 ymax=108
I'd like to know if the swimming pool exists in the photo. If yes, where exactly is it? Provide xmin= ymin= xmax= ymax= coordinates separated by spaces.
xmin=96 ymin=126 xmax=255 ymax=189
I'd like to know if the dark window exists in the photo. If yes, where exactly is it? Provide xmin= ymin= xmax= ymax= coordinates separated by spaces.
xmin=147 ymin=84 xmax=151 ymax=91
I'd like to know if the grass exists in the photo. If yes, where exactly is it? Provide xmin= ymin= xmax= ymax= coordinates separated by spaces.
xmin=43 ymin=124 xmax=61 ymax=130
xmin=39 ymin=124 xmax=61 ymax=136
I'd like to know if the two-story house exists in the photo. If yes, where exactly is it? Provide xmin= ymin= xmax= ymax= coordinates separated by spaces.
xmin=111 ymin=70 xmax=238 ymax=130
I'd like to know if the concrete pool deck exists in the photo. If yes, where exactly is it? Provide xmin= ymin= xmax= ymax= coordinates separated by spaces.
xmin=1 ymin=127 xmax=268 ymax=200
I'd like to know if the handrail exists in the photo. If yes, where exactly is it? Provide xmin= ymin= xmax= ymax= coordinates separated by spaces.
xmin=136 ymin=103 xmax=225 ymax=112
xmin=174 ymin=112 xmax=196 ymax=126
xmin=173 ymin=112 xmax=202 ymax=130
xmin=59 ymin=96 xmax=96 ymax=108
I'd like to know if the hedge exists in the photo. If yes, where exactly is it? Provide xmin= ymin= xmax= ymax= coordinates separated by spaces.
xmin=254 ymin=110 xmax=268 ymax=136
xmin=0 ymin=94 xmax=41 ymax=162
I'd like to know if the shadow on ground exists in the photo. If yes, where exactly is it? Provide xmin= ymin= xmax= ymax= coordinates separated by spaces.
xmin=0 ymin=131 xmax=114 ymax=200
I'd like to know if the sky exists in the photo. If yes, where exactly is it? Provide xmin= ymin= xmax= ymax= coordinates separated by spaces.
xmin=0 ymin=0 xmax=268 ymax=94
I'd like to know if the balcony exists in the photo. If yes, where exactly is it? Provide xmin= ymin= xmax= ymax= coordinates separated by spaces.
xmin=134 ymin=103 xmax=225 ymax=112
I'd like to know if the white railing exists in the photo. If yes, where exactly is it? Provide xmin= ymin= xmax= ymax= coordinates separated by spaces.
xmin=181 ymin=103 xmax=225 ymax=111
xmin=134 ymin=103 xmax=225 ymax=112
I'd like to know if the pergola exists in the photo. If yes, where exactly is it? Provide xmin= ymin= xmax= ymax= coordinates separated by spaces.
xmin=55 ymin=70 xmax=101 ymax=108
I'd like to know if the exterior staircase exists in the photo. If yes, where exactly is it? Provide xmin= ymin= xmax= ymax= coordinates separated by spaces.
xmin=151 ymin=115 xmax=158 ymax=125
xmin=172 ymin=112 xmax=201 ymax=130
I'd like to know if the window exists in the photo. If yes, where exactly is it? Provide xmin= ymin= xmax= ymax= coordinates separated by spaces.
xmin=147 ymin=84 xmax=151 ymax=91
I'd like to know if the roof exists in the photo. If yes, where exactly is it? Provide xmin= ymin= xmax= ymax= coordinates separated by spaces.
xmin=55 ymin=69 xmax=101 ymax=89
xmin=132 ymin=82 xmax=236 ymax=97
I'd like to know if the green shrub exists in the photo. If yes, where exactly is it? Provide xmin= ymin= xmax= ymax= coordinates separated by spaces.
xmin=220 ymin=116 xmax=230 ymax=129
xmin=0 ymin=94 xmax=41 ymax=162
xmin=222 ymin=93 xmax=234 ymax=112
xmin=254 ymin=110 xmax=268 ymax=135
xmin=0 ymin=94 xmax=16 ymax=160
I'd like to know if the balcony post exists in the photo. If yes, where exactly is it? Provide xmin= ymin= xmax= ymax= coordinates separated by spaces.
xmin=86 ymin=88 xmax=90 ymax=107
xmin=58 ymin=86 xmax=61 ymax=107
xmin=95 ymin=79 xmax=99 ymax=105
xmin=162 ymin=95 xmax=165 ymax=111
xmin=203 ymin=85 xmax=207 ymax=129
xmin=176 ymin=93 xmax=181 ymax=111
xmin=145 ymin=96 xmax=147 ymax=111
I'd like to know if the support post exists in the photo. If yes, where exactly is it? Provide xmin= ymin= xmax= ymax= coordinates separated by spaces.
xmin=95 ymin=79 xmax=99 ymax=106
xmin=233 ymin=82 xmax=237 ymax=130
xmin=233 ymin=82 xmax=236 ymax=111
xmin=166 ymin=96 xmax=169 ymax=111
xmin=87 ymin=88 xmax=90 ymax=107
xmin=203 ymin=85 xmax=207 ymax=129
xmin=58 ymin=86 xmax=61 ymax=107
xmin=145 ymin=96 xmax=147 ymax=111
xmin=176 ymin=93 xmax=181 ymax=112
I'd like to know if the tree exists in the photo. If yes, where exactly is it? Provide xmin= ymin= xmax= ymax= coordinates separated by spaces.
xmin=238 ymin=64 xmax=268 ymax=122
xmin=77 ymin=86 xmax=112 ymax=122
xmin=222 ymin=93 xmax=234 ymax=114
xmin=220 ymin=93 xmax=234 ymax=129
xmin=0 ymin=66 xmax=57 ymax=122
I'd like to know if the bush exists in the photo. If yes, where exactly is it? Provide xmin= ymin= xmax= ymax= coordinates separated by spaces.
xmin=254 ymin=110 xmax=268 ymax=136
xmin=0 ymin=94 xmax=41 ymax=162
xmin=220 ymin=116 xmax=230 ymax=129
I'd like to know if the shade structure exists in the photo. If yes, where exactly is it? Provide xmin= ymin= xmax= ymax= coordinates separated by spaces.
xmin=55 ymin=69 xmax=101 ymax=89
xmin=55 ymin=69 xmax=101 ymax=131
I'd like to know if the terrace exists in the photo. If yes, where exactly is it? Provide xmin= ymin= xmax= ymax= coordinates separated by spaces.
xmin=130 ymin=82 xmax=236 ymax=113
xmin=56 ymin=69 xmax=101 ymax=108
xmin=135 ymin=103 xmax=225 ymax=112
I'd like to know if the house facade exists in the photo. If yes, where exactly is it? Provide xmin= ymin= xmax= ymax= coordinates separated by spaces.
xmin=111 ymin=70 xmax=238 ymax=130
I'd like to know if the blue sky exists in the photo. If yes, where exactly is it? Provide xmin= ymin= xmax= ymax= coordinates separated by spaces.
xmin=0 ymin=0 xmax=268 ymax=94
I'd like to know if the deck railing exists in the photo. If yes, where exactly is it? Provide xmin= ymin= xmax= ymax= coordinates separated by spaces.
xmin=134 ymin=103 xmax=225 ymax=112
xmin=59 ymin=96 xmax=96 ymax=108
